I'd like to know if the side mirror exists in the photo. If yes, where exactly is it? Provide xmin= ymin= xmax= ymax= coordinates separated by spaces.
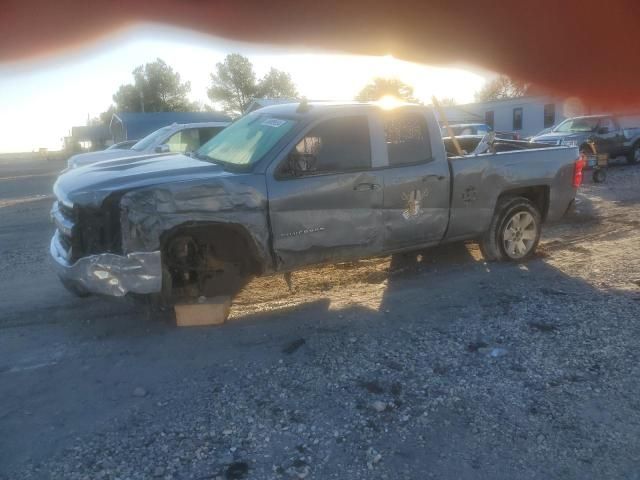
xmin=597 ymin=127 xmax=609 ymax=134
xmin=155 ymin=144 xmax=170 ymax=153
xmin=288 ymin=152 xmax=317 ymax=176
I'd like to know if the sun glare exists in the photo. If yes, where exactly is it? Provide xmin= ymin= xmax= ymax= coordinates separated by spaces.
xmin=376 ymin=94 xmax=405 ymax=110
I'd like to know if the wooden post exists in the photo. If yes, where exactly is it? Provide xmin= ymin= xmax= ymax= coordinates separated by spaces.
xmin=432 ymin=96 xmax=464 ymax=157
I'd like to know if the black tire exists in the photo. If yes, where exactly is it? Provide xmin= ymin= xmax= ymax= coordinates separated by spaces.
xmin=627 ymin=142 xmax=640 ymax=165
xmin=593 ymin=168 xmax=607 ymax=183
xmin=480 ymin=196 xmax=542 ymax=262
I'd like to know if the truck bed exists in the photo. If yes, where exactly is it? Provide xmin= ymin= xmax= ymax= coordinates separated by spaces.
xmin=444 ymin=145 xmax=579 ymax=241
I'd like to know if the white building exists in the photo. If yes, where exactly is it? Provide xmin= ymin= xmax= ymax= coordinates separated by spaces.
xmin=441 ymin=96 xmax=592 ymax=138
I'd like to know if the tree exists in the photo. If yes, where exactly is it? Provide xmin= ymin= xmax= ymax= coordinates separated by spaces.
xmin=474 ymin=75 xmax=530 ymax=102
xmin=207 ymin=54 xmax=299 ymax=116
xmin=112 ymin=84 xmax=141 ymax=112
xmin=207 ymin=54 xmax=258 ymax=116
xmin=257 ymin=68 xmax=298 ymax=99
xmin=98 ymin=105 xmax=115 ymax=125
xmin=355 ymin=77 xmax=419 ymax=103
xmin=111 ymin=58 xmax=195 ymax=113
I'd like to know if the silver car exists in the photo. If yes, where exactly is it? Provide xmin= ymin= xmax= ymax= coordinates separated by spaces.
xmin=67 ymin=121 xmax=230 ymax=169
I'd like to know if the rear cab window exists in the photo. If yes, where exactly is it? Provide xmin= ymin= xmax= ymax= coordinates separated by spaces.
xmin=382 ymin=111 xmax=431 ymax=166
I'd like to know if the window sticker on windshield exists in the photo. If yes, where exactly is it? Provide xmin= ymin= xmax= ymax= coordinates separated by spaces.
xmin=261 ymin=118 xmax=287 ymax=128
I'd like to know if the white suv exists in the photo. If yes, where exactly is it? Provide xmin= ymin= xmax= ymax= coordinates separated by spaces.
xmin=67 ymin=121 xmax=230 ymax=169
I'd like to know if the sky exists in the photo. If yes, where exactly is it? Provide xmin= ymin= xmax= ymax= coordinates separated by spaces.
xmin=0 ymin=24 xmax=491 ymax=153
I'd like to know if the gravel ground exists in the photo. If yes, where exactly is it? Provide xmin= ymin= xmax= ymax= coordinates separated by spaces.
xmin=1 ymin=158 xmax=639 ymax=479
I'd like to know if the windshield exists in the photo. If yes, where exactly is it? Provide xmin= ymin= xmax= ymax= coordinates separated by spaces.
xmin=106 ymin=140 xmax=134 ymax=150
xmin=197 ymin=114 xmax=296 ymax=166
xmin=553 ymin=117 xmax=600 ymax=133
xmin=130 ymin=126 xmax=173 ymax=151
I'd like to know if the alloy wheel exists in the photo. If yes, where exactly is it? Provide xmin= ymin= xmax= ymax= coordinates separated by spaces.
xmin=502 ymin=211 xmax=537 ymax=259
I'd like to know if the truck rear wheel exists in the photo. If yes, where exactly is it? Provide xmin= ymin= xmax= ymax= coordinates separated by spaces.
xmin=593 ymin=168 xmax=607 ymax=183
xmin=627 ymin=142 xmax=640 ymax=165
xmin=480 ymin=196 xmax=541 ymax=262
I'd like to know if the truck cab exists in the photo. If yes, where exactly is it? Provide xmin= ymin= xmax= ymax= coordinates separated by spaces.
xmin=262 ymin=104 xmax=451 ymax=267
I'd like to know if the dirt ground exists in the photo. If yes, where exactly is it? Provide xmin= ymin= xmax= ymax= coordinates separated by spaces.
xmin=0 ymin=156 xmax=639 ymax=479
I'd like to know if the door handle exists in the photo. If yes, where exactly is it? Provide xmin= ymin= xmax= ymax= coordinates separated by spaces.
xmin=354 ymin=182 xmax=381 ymax=191
xmin=422 ymin=174 xmax=446 ymax=182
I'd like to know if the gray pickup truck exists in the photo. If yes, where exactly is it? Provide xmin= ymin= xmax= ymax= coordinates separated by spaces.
xmin=51 ymin=102 xmax=581 ymax=303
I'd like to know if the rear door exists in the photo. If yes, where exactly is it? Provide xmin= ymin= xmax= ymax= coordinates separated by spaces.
xmin=375 ymin=110 xmax=450 ymax=250
xmin=267 ymin=114 xmax=385 ymax=269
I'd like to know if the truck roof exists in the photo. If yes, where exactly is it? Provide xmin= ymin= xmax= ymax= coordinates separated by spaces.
xmin=569 ymin=114 xmax=612 ymax=120
xmin=254 ymin=101 xmax=427 ymax=119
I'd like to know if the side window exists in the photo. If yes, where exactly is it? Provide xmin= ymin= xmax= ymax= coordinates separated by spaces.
xmin=382 ymin=112 xmax=431 ymax=167
xmin=198 ymin=127 xmax=224 ymax=146
xmin=544 ymin=104 xmax=555 ymax=128
xmin=166 ymin=129 xmax=200 ymax=153
xmin=286 ymin=116 xmax=371 ymax=175
xmin=599 ymin=118 xmax=615 ymax=132
xmin=513 ymin=107 xmax=523 ymax=131
xmin=165 ymin=131 xmax=182 ymax=152
xmin=485 ymin=111 xmax=494 ymax=129
xmin=610 ymin=118 xmax=620 ymax=131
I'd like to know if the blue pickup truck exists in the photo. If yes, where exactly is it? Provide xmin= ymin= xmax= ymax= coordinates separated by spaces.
xmin=531 ymin=114 xmax=640 ymax=164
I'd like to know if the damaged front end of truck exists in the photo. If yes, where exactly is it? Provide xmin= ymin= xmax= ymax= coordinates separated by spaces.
xmin=50 ymin=154 xmax=271 ymax=302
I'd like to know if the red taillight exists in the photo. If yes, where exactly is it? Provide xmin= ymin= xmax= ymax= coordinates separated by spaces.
xmin=573 ymin=154 xmax=586 ymax=188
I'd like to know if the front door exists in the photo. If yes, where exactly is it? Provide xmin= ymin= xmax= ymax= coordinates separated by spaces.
xmin=267 ymin=114 xmax=385 ymax=270
xmin=375 ymin=110 xmax=451 ymax=250
xmin=595 ymin=117 xmax=622 ymax=156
